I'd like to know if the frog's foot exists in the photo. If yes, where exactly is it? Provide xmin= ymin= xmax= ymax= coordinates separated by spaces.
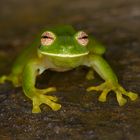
xmin=86 ymin=70 xmax=94 ymax=80
xmin=0 ymin=74 xmax=21 ymax=87
xmin=0 ymin=75 xmax=7 ymax=84
xmin=87 ymin=81 xmax=138 ymax=106
xmin=31 ymin=88 xmax=61 ymax=113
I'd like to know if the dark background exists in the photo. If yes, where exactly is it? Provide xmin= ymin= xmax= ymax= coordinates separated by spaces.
xmin=0 ymin=0 xmax=140 ymax=140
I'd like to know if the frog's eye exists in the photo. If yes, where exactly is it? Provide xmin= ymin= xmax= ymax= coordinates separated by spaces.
xmin=41 ymin=31 xmax=56 ymax=46
xmin=76 ymin=31 xmax=89 ymax=46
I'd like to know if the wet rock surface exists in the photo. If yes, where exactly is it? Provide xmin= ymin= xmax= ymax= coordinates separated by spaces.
xmin=0 ymin=0 xmax=140 ymax=140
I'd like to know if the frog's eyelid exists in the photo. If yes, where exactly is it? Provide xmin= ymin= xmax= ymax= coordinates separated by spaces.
xmin=41 ymin=35 xmax=54 ymax=40
xmin=41 ymin=31 xmax=56 ymax=39
xmin=78 ymin=35 xmax=88 ymax=39
xmin=41 ymin=31 xmax=56 ymax=46
xmin=75 ymin=31 xmax=88 ymax=39
xmin=41 ymin=35 xmax=50 ymax=38
xmin=75 ymin=31 xmax=89 ymax=46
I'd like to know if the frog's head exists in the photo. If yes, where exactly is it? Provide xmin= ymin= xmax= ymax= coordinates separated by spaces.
xmin=38 ymin=27 xmax=89 ymax=58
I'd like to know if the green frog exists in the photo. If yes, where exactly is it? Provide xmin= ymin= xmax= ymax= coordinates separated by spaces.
xmin=0 ymin=25 xmax=138 ymax=113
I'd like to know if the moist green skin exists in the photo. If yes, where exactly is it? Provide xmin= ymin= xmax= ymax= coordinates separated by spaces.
xmin=0 ymin=25 xmax=138 ymax=113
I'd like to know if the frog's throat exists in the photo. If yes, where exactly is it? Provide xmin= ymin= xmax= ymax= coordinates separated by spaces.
xmin=39 ymin=51 xmax=89 ymax=58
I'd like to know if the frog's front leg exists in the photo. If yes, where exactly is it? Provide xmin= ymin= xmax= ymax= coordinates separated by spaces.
xmin=23 ymin=59 xmax=61 ymax=113
xmin=86 ymin=55 xmax=138 ymax=106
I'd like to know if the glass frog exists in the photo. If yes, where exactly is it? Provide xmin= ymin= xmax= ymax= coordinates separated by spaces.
xmin=0 ymin=25 xmax=138 ymax=113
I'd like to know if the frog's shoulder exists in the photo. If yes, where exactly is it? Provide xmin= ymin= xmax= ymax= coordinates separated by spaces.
xmin=87 ymin=36 xmax=106 ymax=55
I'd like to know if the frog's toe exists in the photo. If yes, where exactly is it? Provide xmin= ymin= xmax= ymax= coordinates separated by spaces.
xmin=98 ymin=89 xmax=110 ymax=102
xmin=43 ymin=87 xmax=57 ymax=93
xmin=41 ymin=95 xmax=61 ymax=111
xmin=118 ymin=86 xmax=138 ymax=101
xmin=87 ymin=82 xmax=106 ymax=92
xmin=127 ymin=92 xmax=138 ymax=101
xmin=87 ymin=85 xmax=102 ymax=92
xmin=116 ymin=91 xmax=127 ymax=106
xmin=45 ymin=99 xmax=61 ymax=111
xmin=32 ymin=103 xmax=41 ymax=113
xmin=46 ymin=95 xmax=58 ymax=102
xmin=87 ymin=86 xmax=97 ymax=92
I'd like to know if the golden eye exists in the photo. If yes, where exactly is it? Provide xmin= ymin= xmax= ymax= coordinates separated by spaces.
xmin=76 ymin=31 xmax=89 ymax=46
xmin=41 ymin=31 xmax=56 ymax=46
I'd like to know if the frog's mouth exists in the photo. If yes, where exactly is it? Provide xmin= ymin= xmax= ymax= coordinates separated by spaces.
xmin=39 ymin=51 xmax=89 ymax=58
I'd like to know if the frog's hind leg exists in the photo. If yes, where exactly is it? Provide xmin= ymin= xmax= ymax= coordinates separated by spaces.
xmin=0 ymin=73 xmax=21 ymax=87
xmin=0 ymin=61 xmax=24 ymax=87
xmin=0 ymin=73 xmax=22 ymax=87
